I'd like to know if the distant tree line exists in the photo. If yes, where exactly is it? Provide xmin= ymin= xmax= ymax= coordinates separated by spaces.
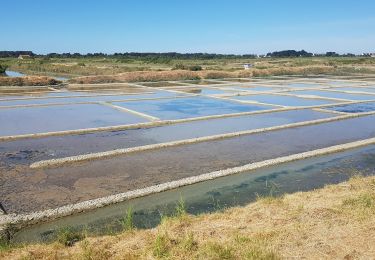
xmin=44 ymin=52 xmax=258 ymax=60
xmin=266 ymin=50 xmax=313 ymax=57
xmin=266 ymin=50 xmax=361 ymax=58
xmin=0 ymin=51 xmax=35 ymax=58
xmin=0 ymin=50 xmax=371 ymax=59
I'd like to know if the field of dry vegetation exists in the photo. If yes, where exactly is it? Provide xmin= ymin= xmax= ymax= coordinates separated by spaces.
xmin=68 ymin=66 xmax=336 ymax=84
xmin=2 ymin=175 xmax=374 ymax=259
xmin=0 ymin=76 xmax=61 ymax=86
xmin=1 ymin=56 xmax=375 ymax=85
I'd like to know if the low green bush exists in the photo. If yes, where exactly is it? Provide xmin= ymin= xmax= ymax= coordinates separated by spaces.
xmin=0 ymin=64 xmax=8 ymax=74
xmin=57 ymin=227 xmax=85 ymax=247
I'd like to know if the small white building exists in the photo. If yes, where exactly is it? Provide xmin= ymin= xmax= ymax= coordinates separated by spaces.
xmin=18 ymin=55 xmax=32 ymax=60
xmin=243 ymin=63 xmax=253 ymax=70
xmin=362 ymin=53 xmax=375 ymax=58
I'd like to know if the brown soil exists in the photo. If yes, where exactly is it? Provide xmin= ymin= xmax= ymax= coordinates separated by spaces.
xmin=0 ymin=76 xmax=61 ymax=86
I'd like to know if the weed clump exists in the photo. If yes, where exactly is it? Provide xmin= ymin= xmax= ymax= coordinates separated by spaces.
xmin=57 ymin=227 xmax=85 ymax=247
xmin=204 ymin=243 xmax=234 ymax=259
xmin=153 ymin=233 xmax=170 ymax=258
xmin=172 ymin=64 xmax=202 ymax=71
xmin=342 ymin=193 xmax=375 ymax=209
xmin=0 ymin=64 xmax=8 ymax=74
xmin=175 ymin=196 xmax=186 ymax=218
xmin=121 ymin=207 xmax=135 ymax=231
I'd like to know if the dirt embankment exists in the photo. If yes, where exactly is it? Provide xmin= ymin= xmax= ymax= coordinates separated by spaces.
xmin=69 ymin=66 xmax=335 ymax=84
xmin=2 ymin=175 xmax=374 ymax=259
xmin=0 ymin=76 xmax=61 ymax=86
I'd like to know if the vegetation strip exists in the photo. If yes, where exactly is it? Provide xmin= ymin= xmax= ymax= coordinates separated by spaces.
xmin=2 ymin=136 xmax=375 ymax=237
xmin=29 ymin=111 xmax=375 ymax=169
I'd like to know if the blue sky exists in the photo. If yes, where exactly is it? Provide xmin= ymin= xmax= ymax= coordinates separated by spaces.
xmin=2 ymin=0 xmax=375 ymax=54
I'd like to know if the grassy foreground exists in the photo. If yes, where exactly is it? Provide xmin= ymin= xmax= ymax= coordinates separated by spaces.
xmin=1 ymin=176 xmax=374 ymax=259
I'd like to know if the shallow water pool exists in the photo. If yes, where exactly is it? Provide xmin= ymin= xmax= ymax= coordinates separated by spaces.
xmin=0 ymin=104 xmax=147 ymax=136
xmin=290 ymin=90 xmax=375 ymax=101
xmin=11 ymin=144 xmax=375 ymax=243
xmin=114 ymin=96 xmax=274 ymax=120
xmin=231 ymin=94 xmax=336 ymax=107
xmin=0 ymin=109 xmax=334 ymax=163
xmin=326 ymin=102 xmax=375 ymax=113
xmin=330 ymin=87 xmax=375 ymax=94
xmin=2 ymin=114 xmax=374 ymax=214
xmin=0 ymin=91 xmax=177 ymax=107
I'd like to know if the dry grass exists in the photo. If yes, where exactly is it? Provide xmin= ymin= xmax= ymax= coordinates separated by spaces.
xmin=69 ymin=70 xmax=202 ymax=84
xmin=69 ymin=66 xmax=336 ymax=84
xmin=5 ymin=57 xmax=375 ymax=81
xmin=2 ymin=176 xmax=375 ymax=259
xmin=0 ymin=76 xmax=61 ymax=86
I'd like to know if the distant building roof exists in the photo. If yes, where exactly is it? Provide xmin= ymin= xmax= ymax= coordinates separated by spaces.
xmin=18 ymin=55 xmax=32 ymax=59
xmin=243 ymin=63 xmax=253 ymax=69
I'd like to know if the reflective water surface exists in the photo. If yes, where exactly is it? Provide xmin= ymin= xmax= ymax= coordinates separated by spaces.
xmin=114 ymin=97 xmax=275 ymax=120
xmin=0 ymin=91 xmax=178 ymax=107
xmin=331 ymin=87 xmax=375 ymax=94
xmin=231 ymin=94 xmax=336 ymax=106
xmin=1 ymin=114 xmax=374 ymax=214
xmin=326 ymin=101 xmax=375 ymax=113
xmin=0 ymin=109 xmax=334 ymax=163
xmin=12 ymin=144 xmax=375 ymax=243
xmin=0 ymin=104 xmax=147 ymax=136
xmin=290 ymin=90 xmax=375 ymax=101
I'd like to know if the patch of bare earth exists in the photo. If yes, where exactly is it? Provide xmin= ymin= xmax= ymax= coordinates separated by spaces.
xmin=0 ymin=76 xmax=61 ymax=86
xmin=2 ymin=176 xmax=374 ymax=259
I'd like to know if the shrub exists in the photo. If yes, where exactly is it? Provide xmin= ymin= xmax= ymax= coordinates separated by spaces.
xmin=189 ymin=65 xmax=202 ymax=71
xmin=0 ymin=64 xmax=8 ymax=74
xmin=172 ymin=63 xmax=187 ymax=70
xmin=0 ymin=238 xmax=11 ymax=252
xmin=172 ymin=64 xmax=202 ymax=71
xmin=57 ymin=227 xmax=85 ymax=247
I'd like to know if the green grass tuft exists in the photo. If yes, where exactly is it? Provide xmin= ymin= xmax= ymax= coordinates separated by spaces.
xmin=57 ymin=227 xmax=85 ymax=247
xmin=205 ymin=243 xmax=234 ymax=259
xmin=121 ymin=207 xmax=135 ymax=231
xmin=342 ymin=193 xmax=375 ymax=209
xmin=175 ymin=196 xmax=186 ymax=218
xmin=153 ymin=233 xmax=170 ymax=258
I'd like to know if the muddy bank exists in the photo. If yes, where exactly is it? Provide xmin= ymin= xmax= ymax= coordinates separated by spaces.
xmin=0 ymin=76 xmax=61 ymax=86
